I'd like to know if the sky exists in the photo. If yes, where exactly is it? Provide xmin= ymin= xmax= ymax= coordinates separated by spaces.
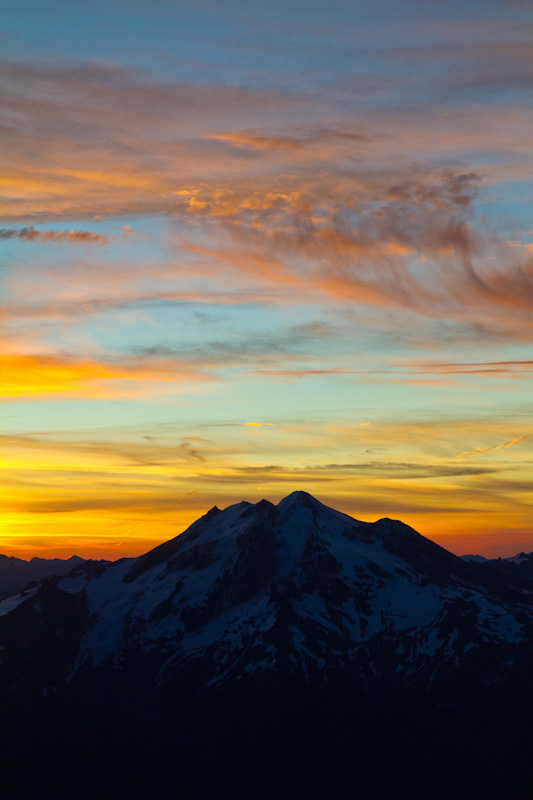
xmin=1 ymin=0 xmax=532 ymax=559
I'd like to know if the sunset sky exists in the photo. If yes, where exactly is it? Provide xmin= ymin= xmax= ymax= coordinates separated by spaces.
xmin=1 ymin=0 xmax=532 ymax=559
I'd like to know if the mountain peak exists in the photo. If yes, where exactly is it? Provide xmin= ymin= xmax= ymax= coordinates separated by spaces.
xmin=2 ymin=491 xmax=532 ymax=712
xmin=2 ymin=495 xmax=533 ymax=800
xmin=277 ymin=490 xmax=323 ymax=510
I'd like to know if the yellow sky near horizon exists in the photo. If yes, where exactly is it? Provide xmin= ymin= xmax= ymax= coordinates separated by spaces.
xmin=2 ymin=0 xmax=533 ymax=561
xmin=2 ymin=414 xmax=531 ymax=560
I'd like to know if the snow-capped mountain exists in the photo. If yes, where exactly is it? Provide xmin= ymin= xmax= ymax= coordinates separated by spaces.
xmin=507 ymin=552 xmax=533 ymax=565
xmin=462 ymin=551 xmax=533 ymax=583
xmin=2 ymin=492 xmax=533 ymax=800
xmin=461 ymin=554 xmax=488 ymax=564
xmin=2 ymin=491 xmax=532 ymax=697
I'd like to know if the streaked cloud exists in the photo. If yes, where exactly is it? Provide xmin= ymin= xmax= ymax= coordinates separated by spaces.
xmin=458 ymin=434 xmax=533 ymax=459
xmin=0 ymin=353 xmax=213 ymax=400
xmin=3 ymin=57 xmax=533 ymax=343
xmin=399 ymin=360 xmax=533 ymax=375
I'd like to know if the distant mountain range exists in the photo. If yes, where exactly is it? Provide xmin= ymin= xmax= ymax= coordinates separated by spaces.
xmin=462 ymin=551 xmax=533 ymax=583
xmin=2 ymin=543 xmax=529 ymax=604
xmin=0 ymin=553 xmax=86 ymax=600
xmin=1 ymin=492 xmax=532 ymax=799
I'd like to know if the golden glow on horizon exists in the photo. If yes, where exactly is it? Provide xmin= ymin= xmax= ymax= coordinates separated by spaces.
xmin=0 ymin=354 xmax=212 ymax=399
xmin=1 ymin=488 xmax=530 ymax=562
xmin=1 ymin=416 xmax=531 ymax=560
xmin=2 ymin=2 xmax=532 ymax=565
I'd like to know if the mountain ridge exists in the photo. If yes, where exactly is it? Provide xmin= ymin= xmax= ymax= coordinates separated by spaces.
xmin=1 ymin=492 xmax=533 ymax=800
xmin=462 ymin=551 xmax=533 ymax=584
xmin=2 ymin=492 xmax=531 ymax=692
xmin=0 ymin=553 xmax=89 ymax=601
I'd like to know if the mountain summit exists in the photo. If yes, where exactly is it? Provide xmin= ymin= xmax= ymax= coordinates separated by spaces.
xmin=1 ymin=492 xmax=530 ymax=692
xmin=1 ymin=493 xmax=533 ymax=799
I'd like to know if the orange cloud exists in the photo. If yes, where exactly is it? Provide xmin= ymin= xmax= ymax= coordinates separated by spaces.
xmin=0 ymin=353 xmax=212 ymax=400
xmin=458 ymin=433 xmax=533 ymax=459
xmin=176 ymin=190 xmax=533 ymax=341
xmin=3 ymin=60 xmax=533 ymax=349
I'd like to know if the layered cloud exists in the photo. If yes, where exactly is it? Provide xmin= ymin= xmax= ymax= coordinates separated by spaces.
xmin=2 ymin=410 xmax=531 ymax=557
xmin=3 ymin=58 xmax=533 ymax=221
xmin=3 ymin=56 xmax=533 ymax=343
xmin=175 ymin=169 xmax=533 ymax=341
xmin=0 ymin=321 xmax=343 ymax=400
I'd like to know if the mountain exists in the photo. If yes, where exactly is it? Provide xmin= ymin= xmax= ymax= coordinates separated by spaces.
xmin=497 ymin=552 xmax=533 ymax=582
xmin=1 ymin=492 xmax=533 ymax=800
xmin=462 ymin=551 xmax=533 ymax=583
xmin=461 ymin=554 xmax=488 ymax=563
xmin=0 ymin=553 xmax=86 ymax=600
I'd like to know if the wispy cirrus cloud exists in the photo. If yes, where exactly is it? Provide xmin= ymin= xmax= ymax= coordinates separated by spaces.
xmin=0 ymin=319 xmax=343 ymax=399
xmin=251 ymin=358 xmax=533 ymax=383
xmin=3 ymin=58 xmax=533 ymax=221
xmin=253 ymin=368 xmax=358 ymax=377
xmin=174 ymin=167 xmax=533 ymax=341
xmin=382 ymin=37 xmax=533 ymax=100
xmin=3 ymin=57 xmax=533 ymax=345
xmin=399 ymin=360 xmax=533 ymax=375
xmin=0 ymin=288 xmax=293 ymax=325
xmin=458 ymin=433 xmax=533 ymax=459
xmin=1 ymin=61 xmax=320 ymax=221
xmin=209 ymin=127 xmax=370 ymax=153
